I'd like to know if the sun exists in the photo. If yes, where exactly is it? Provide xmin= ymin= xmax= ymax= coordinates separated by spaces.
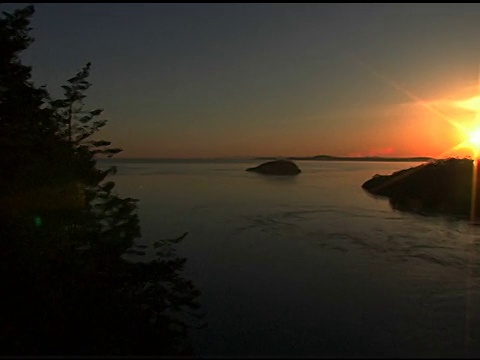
xmin=446 ymin=94 xmax=480 ymax=160
xmin=359 ymin=59 xmax=480 ymax=160
xmin=469 ymin=129 xmax=480 ymax=147
xmin=450 ymin=123 xmax=480 ymax=159
xmin=466 ymin=127 xmax=480 ymax=159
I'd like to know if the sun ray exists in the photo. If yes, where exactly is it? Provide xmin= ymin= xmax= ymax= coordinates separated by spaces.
xmin=351 ymin=56 xmax=462 ymax=131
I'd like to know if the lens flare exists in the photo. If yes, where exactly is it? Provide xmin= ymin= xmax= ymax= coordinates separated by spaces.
xmin=469 ymin=130 xmax=480 ymax=148
xmin=451 ymin=124 xmax=480 ymax=160
xmin=358 ymin=61 xmax=480 ymax=356
xmin=450 ymin=93 xmax=480 ymax=160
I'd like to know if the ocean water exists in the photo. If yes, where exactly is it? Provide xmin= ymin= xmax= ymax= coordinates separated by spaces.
xmin=101 ymin=159 xmax=480 ymax=357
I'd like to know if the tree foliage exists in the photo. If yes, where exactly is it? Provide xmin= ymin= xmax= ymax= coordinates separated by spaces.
xmin=0 ymin=5 xmax=56 ymax=192
xmin=0 ymin=5 xmax=201 ymax=355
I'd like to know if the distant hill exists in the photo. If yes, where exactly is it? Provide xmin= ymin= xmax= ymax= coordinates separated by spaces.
xmin=254 ymin=155 xmax=434 ymax=162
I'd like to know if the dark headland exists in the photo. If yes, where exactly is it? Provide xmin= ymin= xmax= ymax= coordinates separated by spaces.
xmin=362 ymin=158 xmax=478 ymax=218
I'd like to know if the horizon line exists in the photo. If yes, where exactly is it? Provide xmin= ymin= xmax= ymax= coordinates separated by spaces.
xmin=97 ymin=154 xmax=440 ymax=161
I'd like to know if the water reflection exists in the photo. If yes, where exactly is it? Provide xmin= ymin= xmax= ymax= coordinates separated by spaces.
xmin=248 ymin=173 xmax=300 ymax=183
xmin=0 ymin=182 xmax=202 ymax=356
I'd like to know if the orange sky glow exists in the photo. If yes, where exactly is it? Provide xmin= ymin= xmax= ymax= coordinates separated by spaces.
xmin=17 ymin=4 xmax=480 ymax=159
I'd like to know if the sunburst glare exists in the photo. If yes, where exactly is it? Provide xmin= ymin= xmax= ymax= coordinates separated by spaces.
xmin=359 ymin=60 xmax=480 ymax=224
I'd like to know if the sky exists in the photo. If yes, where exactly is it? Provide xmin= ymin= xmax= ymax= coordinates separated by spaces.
xmin=4 ymin=3 xmax=480 ymax=159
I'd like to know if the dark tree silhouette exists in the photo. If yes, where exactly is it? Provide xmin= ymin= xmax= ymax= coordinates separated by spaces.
xmin=0 ymin=5 xmax=201 ymax=356
xmin=0 ymin=5 xmax=57 ymax=195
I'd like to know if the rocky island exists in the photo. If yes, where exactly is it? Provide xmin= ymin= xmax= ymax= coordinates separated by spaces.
xmin=246 ymin=159 xmax=301 ymax=176
xmin=362 ymin=158 xmax=478 ymax=218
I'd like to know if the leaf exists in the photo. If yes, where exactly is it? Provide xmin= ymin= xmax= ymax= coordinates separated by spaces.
xmin=67 ymin=76 xmax=79 ymax=83
xmin=104 ymin=148 xmax=122 ymax=157
xmin=87 ymin=119 xmax=107 ymax=131
xmin=154 ymin=232 xmax=188 ymax=248
xmin=78 ymin=115 xmax=93 ymax=123
xmin=90 ymin=109 xmax=103 ymax=116
xmin=101 ymin=181 xmax=115 ymax=193
xmin=71 ymin=93 xmax=86 ymax=101
xmin=91 ymin=140 xmax=111 ymax=147
xmin=102 ymin=165 xmax=117 ymax=177
xmin=49 ymin=99 xmax=69 ymax=109
xmin=76 ymin=84 xmax=90 ymax=91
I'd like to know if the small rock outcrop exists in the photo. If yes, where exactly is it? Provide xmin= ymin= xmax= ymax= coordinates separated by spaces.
xmin=246 ymin=159 xmax=301 ymax=176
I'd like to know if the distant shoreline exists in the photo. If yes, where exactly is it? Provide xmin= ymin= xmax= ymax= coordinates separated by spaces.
xmin=255 ymin=155 xmax=435 ymax=162
xmin=98 ymin=155 xmax=435 ymax=163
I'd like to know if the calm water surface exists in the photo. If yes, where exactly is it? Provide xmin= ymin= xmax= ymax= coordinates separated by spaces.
xmin=101 ymin=159 xmax=480 ymax=357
